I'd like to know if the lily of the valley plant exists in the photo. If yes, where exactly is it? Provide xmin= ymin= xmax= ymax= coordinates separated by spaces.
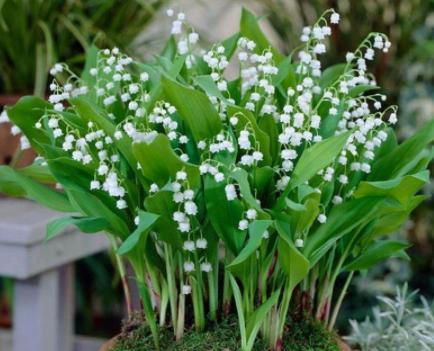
xmin=0 ymin=8 xmax=433 ymax=351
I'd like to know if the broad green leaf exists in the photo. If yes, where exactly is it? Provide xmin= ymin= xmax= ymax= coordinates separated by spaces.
xmin=275 ymin=131 xmax=350 ymax=210
xmin=118 ymin=211 xmax=159 ymax=255
xmin=258 ymin=114 xmax=279 ymax=163
xmin=370 ymin=118 xmax=434 ymax=180
xmin=275 ymin=218 xmax=310 ymax=291
xmin=6 ymin=96 xmax=51 ymax=154
xmin=354 ymin=171 xmax=429 ymax=205
xmin=161 ymin=75 xmax=222 ymax=141
xmin=374 ymin=128 xmax=397 ymax=160
xmin=46 ymin=216 xmax=108 ymax=241
xmin=0 ymin=166 xmax=74 ymax=212
xmin=46 ymin=156 xmax=135 ymax=216
xmin=227 ymin=105 xmax=272 ymax=165
xmin=240 ymin=8 xmax=283 ymax=63
xmin=366 ymin=195 xmax=427 ymax=238
xmin=290 ymin=131 xmax=350 ymax=186
xmin=66 ymin=188 xmax=129 ymax=238
xmin=160 ymin=35 xmax=177 ymax=60
xmin=348 ymin=84 xmax=379 ymax=98
xmin=194 ymin=75 xmax=227 ymax=101
xmin=133 ymin=134 xmax=200 ymax=188
xmin=144 ymin=190 xmax=183 ymax=249
xmin=294 ymin=196 xmax=320 ymax=235
xmin=227 ymin=220 xmax=273 ymax=273
xmin=319 ymin=63 xmax=346 ymax=88
xmin=81 ymin=44 xmax=98 ymax=87
xmin=272 ymin=56 xmax=296 ymax=89
xmin=245 ymin=289 xmax=280 ymax=349
xmin=304 ymin=197 xmax=389 ymax=265
xmin=18 ymin=163 xmax=56 ymax=184
xmin=343 ymin=240 xmax=410 ymax=271
xmin=222 ymin=32 xmax=241 ymax=59
xmin=204 ymin=175 xmax=245 ymax=254
xmin=230 ymin=168 xmax=268 ymax=216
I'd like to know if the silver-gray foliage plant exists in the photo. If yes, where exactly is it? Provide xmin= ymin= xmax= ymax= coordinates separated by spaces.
xmin=346 ymin=284 xmax=434 ymax=351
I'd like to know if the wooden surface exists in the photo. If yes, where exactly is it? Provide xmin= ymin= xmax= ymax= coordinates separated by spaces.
xmin=0 ymin=198 xmax=111 ymax=351
xmin=0 ymin=199 xmax=110 ymax=279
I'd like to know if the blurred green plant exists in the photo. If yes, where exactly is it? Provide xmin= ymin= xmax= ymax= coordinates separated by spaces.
xmin=0 ymin=0 xmax=166 ymax=96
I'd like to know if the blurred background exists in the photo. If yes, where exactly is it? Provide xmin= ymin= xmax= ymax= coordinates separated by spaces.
xmin=0 ymin=0 xmax=433 ymax=343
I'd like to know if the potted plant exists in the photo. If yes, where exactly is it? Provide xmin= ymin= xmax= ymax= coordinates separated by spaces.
xmin=0 ymin=7 xmax=432 ymax=351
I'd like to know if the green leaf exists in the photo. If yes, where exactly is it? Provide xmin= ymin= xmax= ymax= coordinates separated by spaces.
xmin=366 ymin=195 xmax=427 ymax=238
xmin=221 ymin=32 xmax=241 ymax=60
xmin=161 ymin=75 xmax=222 ymax=141
xmin=144 ymin=191 xmax=183 ymax=249
xmin=354 ymin=171 xmax=429 ymax=205
xmin=230 ymin=168 xmax=268 ymax=216
xmin=118 ymin=211 xmax=159 ymax=255
xmin=258 ymin=114 xmax=279 ymax=163
xmin=343 ymin=240 xmax=410 ymax=271
xmin=275 ymin=218 xmax=310 ymax=291
xmin=66 ymin=188 xmax=129 ymax=238
xmin=81 ymin=44 xmax=98 ymax=87
xmin=240 ymin=8 xmax=283 ymax=63
xmin=160 ymin=35 xmax=177 ymax=60
xmin=46 ymin=216 xmax=108 ymax=241
xmin=18 ymin=163 xmax=56 ymax=184
xmin=275 ymin=132 xmax=350 ymax=210
xmin=227 ymin=220 xmax=273 ymax=273
xmin=272 ymin=56 xmax=296 ymax=89
xmin=0 ymin=166 xmax=74 ymax=212
xmin=304 ymin=197 xmax=389 ymax=265
xmin=204 ymin=175 xmax=245 ymax=254
xmin=348 ymin=85 xmax=379 ymax=98
xmin=370 ymin=118 xmax=434 ymax=180
xmin=227 ymin=105 xmax=272 ymax=165
xmin=6 ymin=96 xmax=51 ymax=154
xmin=133 ymin=133 xmax=200 ymax=188
xmin=245 ymin=289 xmax=280 ymax=349
xmin=194 ymin=75 xmax=226 ymax=101
xmin=319 ymin=64 xmax=346 ymax=88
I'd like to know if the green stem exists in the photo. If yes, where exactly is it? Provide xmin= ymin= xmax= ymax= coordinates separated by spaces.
xmin=159 ymin=280 xmax=169 ymax=327
xmin=175 ymin=292 xmax=185 ymax=341
xmin=192 ymin=276 xmax=205 ymax=331
xmin=208 ymin=259 xmax=218 ymax=321
xmin=164 ymin=244 xmax=178 ymax=333
xmin=328 ymin=271 xmax=354 ymax=330
xmin=108 ymin=235 xmax=133 ymax=319
xmin=275 ymin=281 xmax=293 ymax=350
xmin=223 ymin=265 xmax=232 ymax=315
xmin=133 ymin=259 xmax=160 ymax=351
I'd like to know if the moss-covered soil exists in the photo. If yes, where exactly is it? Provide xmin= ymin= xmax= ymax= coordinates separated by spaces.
xmin=111 ymin=314 xmax=340 ymax=351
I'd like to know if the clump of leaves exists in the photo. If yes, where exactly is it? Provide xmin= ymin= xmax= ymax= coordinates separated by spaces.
xmin=345 ymin=284 xmax=434 ymax=351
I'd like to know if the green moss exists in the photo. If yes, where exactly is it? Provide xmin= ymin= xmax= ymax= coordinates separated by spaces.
xmin=111 ymin=316 xmax=340 ymax=351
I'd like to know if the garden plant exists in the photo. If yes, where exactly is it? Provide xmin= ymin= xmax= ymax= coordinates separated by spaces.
xmin=0 ymin=7 xmax=433 ymax=351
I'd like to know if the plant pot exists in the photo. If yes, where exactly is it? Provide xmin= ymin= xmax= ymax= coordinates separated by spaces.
xmin=98 ymin=334 xmax=353 ymax=351
xmin=99 ymin=335 xmax=119 ymax=351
